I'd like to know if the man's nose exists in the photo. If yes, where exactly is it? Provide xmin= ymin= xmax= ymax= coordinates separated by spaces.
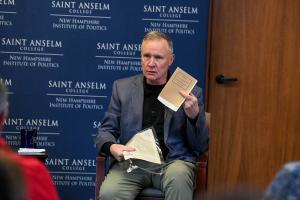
xmin=148 ymin=57 xmax=156 ymax=66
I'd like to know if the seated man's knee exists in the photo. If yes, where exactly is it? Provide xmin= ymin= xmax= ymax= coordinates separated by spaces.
xmin=165 ymin=172 xmax=194 ymax=190
xmin=99 ymin=181 xmax=139 ymax=200
xmin=99 ymin=184 xmax=119 ymax=200
xmin=163 ymin=161 xmax=195 ymax=190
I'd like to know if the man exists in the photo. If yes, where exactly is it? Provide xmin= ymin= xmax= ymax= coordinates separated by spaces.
xmin=95 ymin=31 xmax=209 ymax=200
xmin=0 ymin=82 xmax=59 ymax=200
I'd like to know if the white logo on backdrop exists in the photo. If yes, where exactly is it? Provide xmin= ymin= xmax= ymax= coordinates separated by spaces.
xmin=95 ymin=41 xmax=142 ymax=72
xmin=47 ymin=80 xmax=106 ymax=110
xmin=0 ymin=37 xmax=63 ymax=68
xmin=143 ymin=4 xmax=199 ymax=35
xmin=47 ymin=157 xmax=96 ymax=187
xmin=2 ymin=117 xmax=60 ymax=148
xmin=50 ymin=1 xmax=111 ymax=31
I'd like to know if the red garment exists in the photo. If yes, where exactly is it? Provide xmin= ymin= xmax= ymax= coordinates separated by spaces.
xmin=0 ymin=137 xmax=59 ymax=200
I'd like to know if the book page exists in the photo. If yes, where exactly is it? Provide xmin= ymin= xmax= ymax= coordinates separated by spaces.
xmin=158 ymin=67 xmax=197 ymax=111
xmin=123 ymin=128 xmax=162 ymax=164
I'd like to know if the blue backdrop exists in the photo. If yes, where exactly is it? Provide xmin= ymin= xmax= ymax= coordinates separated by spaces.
xmin=0 ymin=0 xmax=210 ymax=199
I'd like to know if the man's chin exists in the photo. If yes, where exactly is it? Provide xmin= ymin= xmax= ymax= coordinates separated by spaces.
xmin=145 ymin=75 xmax=157 ymax=81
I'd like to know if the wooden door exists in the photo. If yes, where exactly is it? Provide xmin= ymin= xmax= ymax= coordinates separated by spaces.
xmin=206 ymin=0 xmax=300 ymax=195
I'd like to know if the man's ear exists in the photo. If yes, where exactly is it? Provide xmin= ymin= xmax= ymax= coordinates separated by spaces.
xmin=169 ymin=54 xmax=175 ymax=66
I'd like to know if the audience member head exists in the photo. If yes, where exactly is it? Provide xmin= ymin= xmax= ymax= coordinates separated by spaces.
xmin=0 ymin=82 xmax=8 ymax=132
xmin=264 ymin=161 xmax=300 ymax=200
xmin=0 ymin=151 xmax=25 ymax=200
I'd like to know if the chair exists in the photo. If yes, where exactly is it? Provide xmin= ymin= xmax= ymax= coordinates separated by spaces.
xmin=95 ymin=112 xmax=211 ymax=200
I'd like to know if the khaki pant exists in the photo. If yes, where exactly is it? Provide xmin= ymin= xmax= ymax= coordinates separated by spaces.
xmin=99 ymin=159 xmax=196 ymax=200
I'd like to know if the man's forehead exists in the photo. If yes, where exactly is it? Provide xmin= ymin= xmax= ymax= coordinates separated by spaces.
xmin=141 ymin=40 xmax=171 ymax=53
xmin=142 ymin=38 xmax=167 ymax=45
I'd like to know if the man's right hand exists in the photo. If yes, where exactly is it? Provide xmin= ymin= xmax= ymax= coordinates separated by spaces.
xmin=110 ymin=144 xmax=135 ymax=161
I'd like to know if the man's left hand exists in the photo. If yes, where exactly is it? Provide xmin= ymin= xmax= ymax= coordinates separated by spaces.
xmin=180 ymin=91 xmax=199 ymax=119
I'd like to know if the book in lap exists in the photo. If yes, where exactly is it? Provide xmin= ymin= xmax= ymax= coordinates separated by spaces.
xmin=123 ymin=128 xmax=163 ymax=164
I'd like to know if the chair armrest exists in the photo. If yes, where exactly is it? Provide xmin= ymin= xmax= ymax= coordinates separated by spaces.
xmin=95 ymin=156 xmax=106 ymax=200
xmin=197 ymin=152 xmax=208 ymax=166
xmin=194 ymin=152 xmax=208 ymax=200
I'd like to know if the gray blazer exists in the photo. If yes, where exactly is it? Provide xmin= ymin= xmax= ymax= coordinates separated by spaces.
xmin=95 ymin=74 xmax=209 ymax=163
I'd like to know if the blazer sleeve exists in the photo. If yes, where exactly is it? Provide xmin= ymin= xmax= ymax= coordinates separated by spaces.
xmin=95 ymin=80 xmax=121 ymax=152
xmin=186 ymin=87 xmax=209 ymax=155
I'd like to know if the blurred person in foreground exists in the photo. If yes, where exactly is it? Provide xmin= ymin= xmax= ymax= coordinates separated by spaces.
xmin=0 ymin=151 xmax=25 ymax=200
xmin=264 ymin=161 xmax=300 ymax=200
xmin=0 ymin=82 xmax=59 ymax=200
xmin=95 ymin=31 xmax=209 ymax=200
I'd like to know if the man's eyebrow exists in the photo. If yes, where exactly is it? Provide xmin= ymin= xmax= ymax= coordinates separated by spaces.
xmin=154 ymin=55 xmax=163 ymax=59
xmin=142 ymin=53 xmax=164 ymax=58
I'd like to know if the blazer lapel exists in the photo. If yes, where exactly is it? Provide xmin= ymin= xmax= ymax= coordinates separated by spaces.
xmin=130 ymin=75 xmax=144 ymax=131
xmin=164 ymin=107 xmax=174 ymax=142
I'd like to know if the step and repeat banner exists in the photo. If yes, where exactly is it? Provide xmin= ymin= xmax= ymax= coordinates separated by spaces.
xmin=0 ymin=0 xmax=210 ymax=199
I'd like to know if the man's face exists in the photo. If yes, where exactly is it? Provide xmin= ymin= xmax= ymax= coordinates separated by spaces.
xmin=141 ymin=39 xmax=174 ymax=85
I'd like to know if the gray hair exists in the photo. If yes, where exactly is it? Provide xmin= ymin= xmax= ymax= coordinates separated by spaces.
xmin=0 ymin=82 xmax=8 ymax=114
xmin=142 ymin=31 xmax=174 ymax=54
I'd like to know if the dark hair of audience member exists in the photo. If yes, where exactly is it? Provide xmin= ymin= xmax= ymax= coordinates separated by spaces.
xmin=0 ymin=151 xmax=26 ymax=200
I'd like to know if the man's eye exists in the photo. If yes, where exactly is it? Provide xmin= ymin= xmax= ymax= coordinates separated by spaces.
xmin=154 ymin=56 xmax=163 ymax=60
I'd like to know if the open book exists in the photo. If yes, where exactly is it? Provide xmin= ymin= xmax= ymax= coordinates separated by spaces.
xmin=123 ymin=128 xmax=163 ymax=164
xmin=158 ymin=67 xmax=197 ymax=111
